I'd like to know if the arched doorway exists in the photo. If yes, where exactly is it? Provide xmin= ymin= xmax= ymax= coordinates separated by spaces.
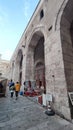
xmin=15 ymin=49 xmax=23 ymax=85
xmin=26 ymin=31 xmax=46 ymax=93
xmin=19 ymin=54 xmax=23 ymax=85
xmin=34 ymin=37 xmax=46 ymax=93
xmin=60 ymin=0 xmax=73 ymax=119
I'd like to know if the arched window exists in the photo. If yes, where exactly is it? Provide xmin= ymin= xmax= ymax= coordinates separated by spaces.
xmin=40 ymin=9 xmax=44 ymax=19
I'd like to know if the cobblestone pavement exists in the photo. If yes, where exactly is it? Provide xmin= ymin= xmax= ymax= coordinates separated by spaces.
xmin=0 ymin=87 xmax=73 ymax=130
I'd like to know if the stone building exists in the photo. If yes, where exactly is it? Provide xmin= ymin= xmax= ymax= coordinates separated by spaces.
xmin=10 ymin=0 xmax=73 ymax=120
xmin=0 ymin=54 xmax=9 ymax=79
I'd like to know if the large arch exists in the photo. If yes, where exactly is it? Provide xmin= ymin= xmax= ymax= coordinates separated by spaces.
xmin=14 ymin=49 xmax=23 ymax=84
xmin=60 ymin=0 xmax=73 ymax=119
xmin=25 ymin=30 xmax=46 ymax=93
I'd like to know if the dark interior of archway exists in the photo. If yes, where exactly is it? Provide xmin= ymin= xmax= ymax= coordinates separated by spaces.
xmin=69 ymin=21 xmax=73 ymax=119
xmin=19 ymin=55 xmax=23 ymax=85
xmin=34 ymin=36 xmax=46 ymax=93
xmin=17 ymin=50 xmax=23 ymax=85
xmin=19 ymin=55 xmax=23 ymax=70
xmin=19 ymin=72 xmax=22 ymax=85
xmin=34 ymin=37 xmax=44 ymax=61
xmin=70 ymin=21 xmax=73 ymax=48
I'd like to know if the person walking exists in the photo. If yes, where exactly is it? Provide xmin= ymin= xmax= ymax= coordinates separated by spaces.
xmin=9 ymin=79 xmax=15 ymax=98
xmin=15 ymin=82 xmax=20 ymax=100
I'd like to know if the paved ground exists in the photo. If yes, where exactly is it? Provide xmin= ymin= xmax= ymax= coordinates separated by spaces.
xmin=0 ymin=87 xmax=73 ymax=130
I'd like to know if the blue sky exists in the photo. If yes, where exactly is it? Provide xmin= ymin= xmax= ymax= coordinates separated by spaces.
xmin=0 ymin=0 xmax=39 ymax=60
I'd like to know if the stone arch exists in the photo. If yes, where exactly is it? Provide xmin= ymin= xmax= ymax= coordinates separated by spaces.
xmin=25 ymin=30 xmax=46 ymax=93
xmin=60 ymin=0 xmax=73 ymax=91
xmin=60 ymin=0 xmax=73 ymax=119
xmin=27 ymin=25 xmax=46 ymax=45
xmin=34 ymin=59 xmax=44 ymax=67
xmin=54 ymin=0 xmax=69 ymax=31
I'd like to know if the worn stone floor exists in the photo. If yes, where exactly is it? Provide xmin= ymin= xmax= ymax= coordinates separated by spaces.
xmin=0 ymin=87 xmax=73 ymax=130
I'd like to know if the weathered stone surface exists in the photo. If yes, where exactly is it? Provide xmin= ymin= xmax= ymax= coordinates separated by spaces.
xmin=0 ymin=57 xmax=9 ymax=79
xmin=8 ymin=0 xmax=73 ymax=120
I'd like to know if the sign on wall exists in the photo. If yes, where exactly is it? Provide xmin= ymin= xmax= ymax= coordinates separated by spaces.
xmin=46 ymin=93 xmax=52 ymax=102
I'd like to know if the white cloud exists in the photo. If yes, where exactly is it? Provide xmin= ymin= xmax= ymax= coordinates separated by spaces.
xmin=0 ymin=6 xmax=8 ymax=27
xmin=2 ymin=50 xmax=13 ymax=60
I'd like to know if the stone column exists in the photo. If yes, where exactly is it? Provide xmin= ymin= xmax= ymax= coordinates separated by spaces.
xmin=45 ymin=30 xmax=71 ymax=119
xmin=13 ymin=61 xmax=20 ymax=83
xmin=25 ymin=47 xmax=34 ymax=81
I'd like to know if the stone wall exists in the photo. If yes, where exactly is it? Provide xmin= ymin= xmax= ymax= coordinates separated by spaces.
xmin=0 ymin=58 xmax=9 ymax=79
xmin=9 ymin=0 xmax=73 ymax=120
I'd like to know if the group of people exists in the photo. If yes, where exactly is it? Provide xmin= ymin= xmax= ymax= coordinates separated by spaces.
xmin=9 ymin=79 xmax=20 ymax=100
